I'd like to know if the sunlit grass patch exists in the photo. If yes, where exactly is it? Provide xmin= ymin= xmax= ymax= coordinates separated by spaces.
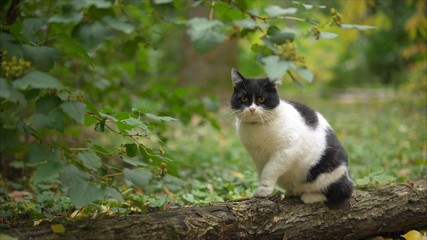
xmin=168 ymin=91 xmax=426 ymax=198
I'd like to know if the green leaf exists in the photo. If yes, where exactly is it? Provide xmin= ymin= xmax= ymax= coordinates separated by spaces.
xmin=116 ymin=121 xmax=133 ymax=134
xmin=60 ymin=164 xmax=90 ymax=185
xmin=233 ymin=18 xmax=269 ymax=30
xmin=261 ymin=36 xmax=279 ymax=53
xmin=187 ymin=18 xmax=226 ymax=52
xmin=13 ymin=71 xmax=63 ymax=90
xmin=22 ymin=18 xmax=48 ymax=39
xmin=60 ymin=164 xmax=104 ymax=207
xmin=293 ymin=2 xmax=326 ymax=10
xmin=114 ymin=112 xmax=131 ymax=120
xmin=123 ymin=157 xmax=147 ymax=167
xmin=145 ymin=113 xmax=177 ymax=122
xmin=57 ymin=32 xmax=92 ymax=63
xmin=251 ymin=44 xmax=273 ymax=55
xmin=123 ymin=168 xmax=152 ymax=189
xmin=78 ymin=151 xmax=102 ymax=171
xmin=29 ymin=144 xmax=59 ymax=164
xmin=0 ymin=79 xmax=11 ymax=100
xmin=0 ymin=128 xmax=18 ymax=152
xmin=102 ymin=16 xmax=135 ymax=34
xmin=182 ymin=193 xmax=196 ymax=203
xmin=319 ymin=32 xmax=338 ymax=39
xmin=84 ymin=114 xmax=98 ymax=127
xmin=60 ymin=101 xmax=86 ymax=124
xmin=340 ymin=24 xmax=376 ymax=30
xmin=123 ymin=117 xmax=148 ymax=131
xmin=291 ymin=65 xmax=314 ymax=83
xmin=89 ymin=143 xmax=113 ymax=157
xmin=234 ymin=0 xmax=248 ymax=12
xmin=104 ymin=187 xmax=124 ymax=202
xmin=22 ymin=45 xmax=61 ymax=71
xmin=72 ymin=21 xmax=108 ymax=51
xmin=0 ymin=33 xmax=24 ymax=58
xmin=69 ymin=181 xmax=104 ymax=208
xmin=32 ymin=160 xmax=63 ymax=184
xmin=264 ymin=5 xmax=297 ymax=17
xmin=372 ymin=173 xmax=396 ymax=184
xmin=49 ymin=11 xmax=83 ymax=24
xmin=76 ymin=0 xmax=112 ymax=9
xmin=267 ymin=26 xmax=296 ymax=44
xmin=355 ymin=176 xmax=371 ymax=186
xmin=35 ymin=95 xmax=62 ymax=114
xmin=31 ymin=111 xmax=65 ymax=132
xmin=124 ymin=143 xmax=138 ymax=157
xmin=0 ymin=78 xmax=27 ymax=106
xmin=261 ymin=56 xmax=291 ymax=83
xmin=153 ymin=0 xmax=173 ymax=4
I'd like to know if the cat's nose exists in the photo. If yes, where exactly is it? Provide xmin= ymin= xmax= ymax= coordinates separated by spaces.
xmin=249 ymin=108 xmax=256 ymax=113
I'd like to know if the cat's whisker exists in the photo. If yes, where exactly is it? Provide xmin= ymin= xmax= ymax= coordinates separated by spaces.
xmin=228 ymin=110 xmax=241 ymax=120
xmin=264 ymin=112 xmax=274 ymax=124
xmin=259 ymin=114 xmax=266 ymax=125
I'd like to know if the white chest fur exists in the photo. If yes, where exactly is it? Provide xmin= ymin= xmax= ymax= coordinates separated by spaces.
xmin=236 ymin=101 xmax=331 ymax=193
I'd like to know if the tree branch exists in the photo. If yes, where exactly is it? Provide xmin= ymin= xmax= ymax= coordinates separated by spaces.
xmin=5 ymin=180 xmax=427 ymax=239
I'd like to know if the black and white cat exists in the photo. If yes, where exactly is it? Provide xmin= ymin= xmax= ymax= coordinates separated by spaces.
xmin=230 ymin=68 xmax=353 ymax=206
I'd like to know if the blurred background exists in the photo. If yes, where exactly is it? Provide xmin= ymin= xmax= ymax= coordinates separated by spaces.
xmin=0 ymin=0 xmax=426 ymax=217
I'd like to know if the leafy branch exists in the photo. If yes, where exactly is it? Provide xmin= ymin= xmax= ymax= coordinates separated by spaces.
xmin=188 ymin=0 xmax=375 ymax=86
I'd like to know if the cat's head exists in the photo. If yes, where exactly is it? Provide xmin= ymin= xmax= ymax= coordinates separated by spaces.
xmin=230 ymin=68 xmax=280 ymax=123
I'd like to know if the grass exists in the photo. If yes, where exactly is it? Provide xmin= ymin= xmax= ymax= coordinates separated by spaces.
xmin=169 ymin=88 xmax=426 ymax=200
xmin=1 ymin=89 xmax=426 ymax=228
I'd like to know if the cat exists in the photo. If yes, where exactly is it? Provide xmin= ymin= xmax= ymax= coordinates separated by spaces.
xmin=230 ymin=68 xmax=353 ymax=207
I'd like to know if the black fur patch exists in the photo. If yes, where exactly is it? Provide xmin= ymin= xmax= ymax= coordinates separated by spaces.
xmin=288 ymin=101 xmax=319 ymax=129
xmin=230 ymin=77 xmax=280 ymax=110
xmin=306 ymin=129 xmax=348 ymax=182
xmin=324 ymin=174 xmax=353 ymax=206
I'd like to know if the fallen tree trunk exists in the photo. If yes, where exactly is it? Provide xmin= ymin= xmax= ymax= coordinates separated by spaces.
xmin=5 ymin=180 xmax=427 ymax=240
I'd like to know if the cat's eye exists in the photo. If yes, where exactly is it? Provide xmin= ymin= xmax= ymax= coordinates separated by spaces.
xmin=240 ymin=96 xmax=249 ymax=102
xmin=257 ymin=97 xmax=266 ymax=103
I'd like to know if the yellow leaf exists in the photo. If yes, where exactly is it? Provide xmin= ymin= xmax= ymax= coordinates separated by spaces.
xmin=33 ymin=219 xmax=43 ymax=226
xmin=51 ymin=224 xmax=66 ymax=234
xmin=402 ymin=230 xmax=423 ymax=240
xmin=71 ymin=209 xmax=86 ymax=219
xmin=230 ymin=170 xmax=245 ymax=179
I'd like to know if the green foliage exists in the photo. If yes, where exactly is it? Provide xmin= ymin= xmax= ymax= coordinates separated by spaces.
xmin=328 ymin=0 xmax=426 ymax=89
xmin=187 ymin=18 xmax=226 ymax=52
xmin=0 ymin=0 xmax=192 ymax=215
xmin=1 ymin=0 xmax=412 ymax=228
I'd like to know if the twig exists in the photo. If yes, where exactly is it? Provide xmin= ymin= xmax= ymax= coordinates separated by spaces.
xmin=209 ymin=0 xmax=216 ymax=20
xmin=404 ymin=183 xmax=420 ymax=195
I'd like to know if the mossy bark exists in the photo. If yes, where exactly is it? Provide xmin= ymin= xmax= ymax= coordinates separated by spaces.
xmin=5 ymin=180 xmax=427 ymax=240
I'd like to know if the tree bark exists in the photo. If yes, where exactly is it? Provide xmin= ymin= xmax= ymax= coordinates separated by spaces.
xmin=177 ymin=4 xmax=238 ymax=102
xmin=4 ymin=180 xmax=427 ymax=240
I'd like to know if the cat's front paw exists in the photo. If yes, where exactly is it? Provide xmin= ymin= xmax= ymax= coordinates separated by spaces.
xmin=301 ymin=192 xmax=327 ymax=204
xmin=254 ymin=186 xmax=274 ymax=197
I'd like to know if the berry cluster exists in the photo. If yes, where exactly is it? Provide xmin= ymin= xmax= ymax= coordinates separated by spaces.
xmin=280 ymin=40 xmax=306 ymax=67
xmin=330 ymin=8 xmax=342 ymax=27
xmin=1 ymin=51 xmax=32 ymax=79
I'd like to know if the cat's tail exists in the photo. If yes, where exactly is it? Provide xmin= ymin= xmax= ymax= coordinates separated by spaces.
xmin=324 ymin=174 xmax=354 ymax=209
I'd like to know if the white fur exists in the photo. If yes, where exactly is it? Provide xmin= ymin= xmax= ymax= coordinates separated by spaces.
xmin=235 ymin=100 xmax=346 ymax=203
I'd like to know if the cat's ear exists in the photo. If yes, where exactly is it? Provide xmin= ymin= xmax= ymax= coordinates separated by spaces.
xmin=231 ymin=68 xmax=244 ymax=87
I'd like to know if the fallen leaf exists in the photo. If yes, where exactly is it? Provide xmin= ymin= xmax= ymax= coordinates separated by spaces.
xmin=51 ymin=224 xmax=65 ymax=234
xmin=402 ymin=230 xmax=424 ymax=240
xmin=230 ymin=170 xmax=245 ymax=179
xmin=8 ymin=191 xmax=32 ymax=203
xmin=33 ymin=219 xmax=43 ymax=226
